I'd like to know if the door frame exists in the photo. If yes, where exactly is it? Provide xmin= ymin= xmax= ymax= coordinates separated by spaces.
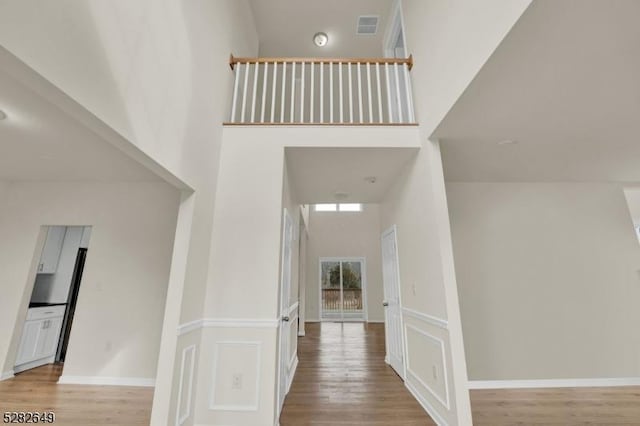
xmin=381 ymin=225 xmax=407 ymax=380
xmin=318 ymin=257 xmax=368 ymax=322
xmin=383 ymin=0 xmax=407 ymax=59
xmin=276 ymin=208 xmax=294 ymax=418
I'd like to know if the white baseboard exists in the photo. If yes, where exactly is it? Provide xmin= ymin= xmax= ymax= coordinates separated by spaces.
xmin=0 ymin=371 xmax=14 ymax=381
xmin=367 ymin=320 xmax=385 ymax=323
xmin=304 ymin=319 xmax=320 ymax=323
xmin=468 ymin=377 xmax=640 ymax=390
xmin=405 ymin=380 xmax=448 ymax=426
xmin=58 ymin=375 xmax=155 ymax=387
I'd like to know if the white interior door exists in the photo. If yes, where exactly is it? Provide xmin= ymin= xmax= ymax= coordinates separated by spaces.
xmin=381 ymin=226 xmax=404 ymax=378
xmin=277 ymin=209 xmax=293 ymax=416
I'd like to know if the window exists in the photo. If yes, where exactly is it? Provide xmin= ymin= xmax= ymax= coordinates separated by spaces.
xmin=314 ymin=203 xmax=362 ymax=212
xmin=338 ymin=203 xmax=362 ymax=212
xmin=315 ymin=204 xmax=337 ymax=212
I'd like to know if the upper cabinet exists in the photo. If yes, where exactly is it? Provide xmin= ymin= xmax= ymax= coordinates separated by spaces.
xmin=38 ymin=226 xmax=66 ymax=274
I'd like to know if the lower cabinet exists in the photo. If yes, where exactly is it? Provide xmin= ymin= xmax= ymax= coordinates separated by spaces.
xmin=14 ymin=307 xmax=65 ymax=372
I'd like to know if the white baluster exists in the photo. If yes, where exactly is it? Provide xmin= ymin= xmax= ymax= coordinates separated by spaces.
xmin=403 ymin=63 xmax=415 ymax=123
xmin=366 ymin=62 xmax=373 ymax=123
xmin=300 ymin=62 xmax=305 ymax=123
xmin=261 ymin=62 xmax=268 ymax=123
xmin=271 ymin=61 xmax=277 ymax=123
xmin=330 ymin=62 xmax=334 ymax=123
xmin=241 ymin=62 xmax=250 ymax=123
xmin=394 ymin=63 xmax=403 ymax=123
xmin=281 ymin=62 xmax=286 ymax=123
xmin=320 ymin=62 xmax=324 ymax=123
xmin=357 ymin=62 xmax=363 ymax=123
xmin=311 ymin=62 xmax=315 ymax=123
xmin=348 ymin=62 xmax=353 ymax=123
xmin=290 ymin=61 xmax=296 ymax=123
xmin=376 ymin=63 xmax=383 ymax=123
xmin=339 ymin=62 xmax=344 ymax=123
xmin=231 ymin=62 xmax=240 ymax=122
xmin=251 ymin=61 xmax=259 ymax=123
xmin=385 ymin=63 xmax=393 ymax=123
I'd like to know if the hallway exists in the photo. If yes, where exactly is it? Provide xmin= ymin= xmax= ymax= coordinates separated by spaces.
xmin=279 ymin=322 xmax=435 ymax=426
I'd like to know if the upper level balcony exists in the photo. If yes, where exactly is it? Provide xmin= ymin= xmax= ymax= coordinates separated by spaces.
xmin=226 ymin=55 xmax=416 ymax=126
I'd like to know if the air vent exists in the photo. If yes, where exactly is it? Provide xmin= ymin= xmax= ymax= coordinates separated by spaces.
xmin=357 ymin=16 xmax=379 ymax=35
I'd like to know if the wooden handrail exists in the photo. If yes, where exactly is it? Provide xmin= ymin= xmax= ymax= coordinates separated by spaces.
xmin=229 ymin=54 xmax=413 ymax=71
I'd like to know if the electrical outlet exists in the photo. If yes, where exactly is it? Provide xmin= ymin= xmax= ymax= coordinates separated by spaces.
xmin=232 ymin=373 xmax=243 ymax=390
xmin=432 ymin=365 xmax=438 ymax=381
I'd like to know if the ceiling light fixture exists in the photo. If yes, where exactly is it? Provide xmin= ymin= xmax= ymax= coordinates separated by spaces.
xmin=364 ymin=176 xmax=377 ymax=184
xmin=313 ymin=32 xmax=329 ymax=47
xmin=497 ymin=139 xmax=518 ymax=145
xmin=334 ymin=191 xmax=349 ymax=200
xmin=0 ymin=109 xmax=7 ymax=120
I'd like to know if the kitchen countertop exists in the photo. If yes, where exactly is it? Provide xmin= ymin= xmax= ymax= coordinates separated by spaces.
xmin=28 ymin=302 xmax=67 ymax=308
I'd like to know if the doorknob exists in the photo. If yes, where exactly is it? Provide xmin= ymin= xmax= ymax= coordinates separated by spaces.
xmin=282 ymin=316 xmax=290 ymax=322
xmin=382 ymin=302 xmax=389 ymax=307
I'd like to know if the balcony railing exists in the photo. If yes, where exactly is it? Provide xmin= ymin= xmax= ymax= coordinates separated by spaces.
xmin=322 ymin=288 xmax=363 ymax=312
xmin=227 ymin=55 xmax=416 ymax=125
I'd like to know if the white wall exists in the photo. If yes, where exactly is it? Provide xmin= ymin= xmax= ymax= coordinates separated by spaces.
xmin=402 ymin=0 xmax=531 ymax=136
xmin=380 ymin=143 xmax=471 ymax=425
xmin=447 ymin=182 xmax=640 ymax=381
xmin=0 ymin=181 xmax=180 ymax=381
xmin=305 ymin=204 xmax=385 ymax=322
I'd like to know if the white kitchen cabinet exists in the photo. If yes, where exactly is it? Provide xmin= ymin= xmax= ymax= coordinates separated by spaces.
xmin=38 ymin=226 xmax=66 ymax=274
xmin=14 ymin=307 xmax=65 ymax=371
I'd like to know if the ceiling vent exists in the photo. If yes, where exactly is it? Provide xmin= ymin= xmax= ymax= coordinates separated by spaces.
xmin=357 ymin=16 xmax=379 ymax=35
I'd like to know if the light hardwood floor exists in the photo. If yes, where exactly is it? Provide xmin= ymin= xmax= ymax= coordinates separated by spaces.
xmin=280 ymin=322 xmax=436 ymax=425
xmin=0 ymin=364 xmax=153 ymax=425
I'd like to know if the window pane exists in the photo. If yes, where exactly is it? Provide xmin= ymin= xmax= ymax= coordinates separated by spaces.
xmin=341 ymin=261 xmax=363 ymax=313
xmin=338 ymin=203 xmax=362 ymax=212
xmin=321 ymin=261 xmax=341 ymax=315
xmin=315 ymin=203 xmax=337 ymax=212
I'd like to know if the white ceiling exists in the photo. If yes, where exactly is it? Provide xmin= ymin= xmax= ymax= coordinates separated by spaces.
xmin=249 ymin=0 xmax=394 ymax=57
xmin=285 ymin=147 xmax=418 ymax=203
xmin=0 ymin=67 xmax=161 ymax=182
xmin=434 ymin=0 xmax=640 ymax=183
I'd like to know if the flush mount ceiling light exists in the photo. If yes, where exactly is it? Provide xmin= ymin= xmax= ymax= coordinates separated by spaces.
xmin=497 ymin=139 xmax=518 ymax=145
xmin=364 ymin=176 xmax=377 ymax=184
xmin=313 ymin=32 xmax=329 ymax=47
xmin=0 ymin=109 xmax=7 ymax=120
xmin=334 ymin=191 xmax=349 ymax=200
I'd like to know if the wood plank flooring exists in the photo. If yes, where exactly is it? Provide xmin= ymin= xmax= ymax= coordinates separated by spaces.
xmin=280 ymin=322 xmax=436 ymax=425
xmin=0 ymin=364 xmax=153 ymax=425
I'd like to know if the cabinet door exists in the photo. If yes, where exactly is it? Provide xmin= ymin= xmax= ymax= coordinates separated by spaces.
xmin=35 ymin=317 xmax=63 ymax=359
xmin=38 ymin=227 xmax=66 ymax=274
xmin=15 ymin=320 xmax=44 ymax=365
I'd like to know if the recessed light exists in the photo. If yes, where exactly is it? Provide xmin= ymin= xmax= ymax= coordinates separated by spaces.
xmin=313 ymin=32 xmax=329 ymax=47
xmin=497 ymin=139 xmax=518 ymax=145
xmin=0 ymin=110 xmax=7 ymax=120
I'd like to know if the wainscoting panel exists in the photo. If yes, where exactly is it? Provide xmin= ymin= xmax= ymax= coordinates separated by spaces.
xmin=176 ymin=345 xmax=196 ymax=425
xmin=209 ymin=341 xmax=262 ymax=412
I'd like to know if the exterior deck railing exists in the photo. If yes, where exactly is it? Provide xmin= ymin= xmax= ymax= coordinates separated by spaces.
xmin=321 ymin=288 xmax=363 ymax=312
xmin=227 ymin=55 xmax=415 ymax=125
